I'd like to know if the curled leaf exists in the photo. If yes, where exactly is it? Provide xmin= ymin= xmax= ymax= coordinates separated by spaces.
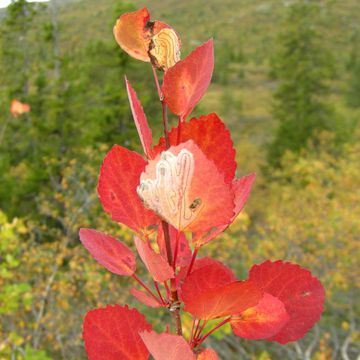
xmin=149 ymin=28 xmax=181 ymax=71
xmin=83 ymin=304 xmax=151 ymax=360
xmin=114 ymin=7 xmax=180 ymax=65
xmin=125 ymin=77 xmax=153 ymax=158
xmin=79 ymin=228 xmax=136 ymax=276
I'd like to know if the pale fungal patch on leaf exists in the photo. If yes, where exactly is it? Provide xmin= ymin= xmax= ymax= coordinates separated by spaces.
xmin=149 ymin=28 xmax=181 ymax=71
xmin=137 ymin=148 xmax=202 ymax=230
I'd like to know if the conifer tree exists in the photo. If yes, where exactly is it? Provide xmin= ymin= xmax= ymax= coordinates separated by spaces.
xmin=267 ymin=1 xmax=335 ymax=168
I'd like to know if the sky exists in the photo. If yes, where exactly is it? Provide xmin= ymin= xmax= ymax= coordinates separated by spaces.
xmin=0 ymin=0 xmax=49 ymax=9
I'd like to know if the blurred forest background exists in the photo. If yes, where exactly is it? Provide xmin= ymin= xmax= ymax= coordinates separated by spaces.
xmin=0 ymin=0 xmax=359 ymax=359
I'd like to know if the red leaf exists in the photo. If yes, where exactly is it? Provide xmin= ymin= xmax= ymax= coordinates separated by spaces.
xmin=125 ymin=77 xmax=153 ymax=158
xmin=197 ymin=348 xmax=219 ymax=360
xmin=157 ymin=222 xmax=192 ymax=267
xmin=183 ymin=280 xmax=262 ymax=320
xmin=130 ymin=288 xmax=162 ymax=308
xmin=140 ymin=331 xmax=195 ymax=360
xmin=162 ymin=39 xmax=214 ymax=120
xmin=249 ymin=260 xmax=325 ymax=344
xmin=98 ymin=145 xmax=159 ymax=234
xmin=193 ymin=173 xmax=256 ymax=246
xmin=79 ymin=228 xmax=136 ymax=276
xmin=134 ymin=236 xmax=174 ymax=282
xmin=83 ymin=304 xmax=151 ymax=360
xmin=152 ymin=113 xmax=236 ymax=183
xmin=113 ymin=8 xmax=177 ymax=63
xmin=231 ymin=293 xmax=289 ymax=340
xmin=137 ymin=140 xmax=234 ymax=233
xmin=181 ymin=261 xmax=237 ymax=302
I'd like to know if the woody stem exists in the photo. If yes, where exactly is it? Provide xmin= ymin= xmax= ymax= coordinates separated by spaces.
xmin=154 ymin=66 xmax=183 ymax=336
xmin=162 ymin=221 xmax=183 ymax=335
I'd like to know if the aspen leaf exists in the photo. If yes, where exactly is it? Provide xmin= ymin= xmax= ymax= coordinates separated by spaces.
xmin=249 ymin=260 xmax=325 ymax=344
xmin=125 ymin=77 xmax=153 ymax=158
xmin=83 ymin=305 xmax=151 ymax=360
xmin=79 ymin=228 xmax=136 ymax=276
xmin=162 ymin=39 xmax=214 ymax=120
xmin=231 ymin=293 xmax=289 ymax=340
xmin=140 ymin=331 xmax=195 ymax=360
xmin=134 ymin=236 xmax=174 ymax=282
xmin=98 ymin=145 xmax=159 ymax=234
xmin=137 ymin=140 xmax=234 ymax=233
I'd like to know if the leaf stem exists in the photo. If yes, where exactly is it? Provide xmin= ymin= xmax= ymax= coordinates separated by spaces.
xmin=172 ymin=231 xmax=180 ymax=270
xmin=194 ymin=319 xmax=207 ymax=342
xmin=132 ymin=274 xmax=162 ymax=305
xmin=152 ymin=65 xmax=163 ymax=101
xmin=186 ymin=247 xmax=199 ymax=277
xmin=195 ymin=317 xmax=231 ymax=347
xmin=154 ymin=281 xmax=166 ymax=306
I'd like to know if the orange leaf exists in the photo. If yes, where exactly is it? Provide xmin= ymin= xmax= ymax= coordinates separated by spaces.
xmin=134 ymin=236 xmax=174 ymax=282
xmin=97 ymin=145 xmax=159 ymax=234
xmin=113 ymin=7 xmax=177 ymax=64
xmin=140 ymin=331 xmax=195 ymax=360
xmin=162 ymin=39 xmax=214 ymax=120
xmin=10 ymin=99 xmax=30 ymax=117
xmin=79 ymin=228 xmax=136 ymax=276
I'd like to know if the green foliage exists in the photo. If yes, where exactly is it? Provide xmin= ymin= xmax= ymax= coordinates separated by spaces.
xmin=346 ymin=29 xmax=360 ymax=107
xmin=267 ymin=1 xmax=338 ymax=168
